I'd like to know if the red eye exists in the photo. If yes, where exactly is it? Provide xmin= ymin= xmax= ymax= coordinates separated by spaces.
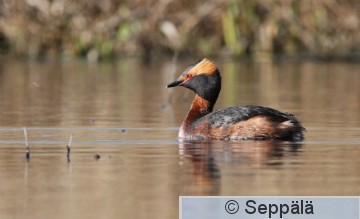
xmin=187 ymin=74 xmax=193 ymax=79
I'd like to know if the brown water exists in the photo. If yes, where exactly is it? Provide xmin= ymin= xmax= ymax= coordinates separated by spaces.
xmin=0 ymin=58 xmax=359 ymax=219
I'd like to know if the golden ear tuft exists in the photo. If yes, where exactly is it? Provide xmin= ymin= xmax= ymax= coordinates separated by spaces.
xmin=193 ymin=58 xmax=218 ymax=75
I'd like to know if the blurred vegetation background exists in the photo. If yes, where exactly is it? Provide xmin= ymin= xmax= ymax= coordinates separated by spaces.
xmin=0 ymin=0 xmax=359 ymax=61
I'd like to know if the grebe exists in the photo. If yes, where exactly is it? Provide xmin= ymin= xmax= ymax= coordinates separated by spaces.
xmin=167 ymin=58 xmax=305 ymax=141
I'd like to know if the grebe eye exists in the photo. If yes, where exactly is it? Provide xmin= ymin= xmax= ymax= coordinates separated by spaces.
xmin=187 ymin=74 xmax=193 ymax=79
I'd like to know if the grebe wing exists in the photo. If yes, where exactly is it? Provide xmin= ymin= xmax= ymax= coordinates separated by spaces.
xmin=193 ymin=105 xmax=299 ymax=128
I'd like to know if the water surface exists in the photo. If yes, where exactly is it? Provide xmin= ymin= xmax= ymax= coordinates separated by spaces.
xmin=0 ymin=58 xmax=359 ymax=219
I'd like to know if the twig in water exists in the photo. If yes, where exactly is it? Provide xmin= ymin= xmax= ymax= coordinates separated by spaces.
xmin=23 ymin=127 xmax=30 ymax=160
xmin=66 ymin=134 xmax=72 ymax=162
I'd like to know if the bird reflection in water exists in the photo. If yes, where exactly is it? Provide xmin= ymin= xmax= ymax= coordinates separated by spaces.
xmin=178 ymin=140 xmax=302 ymax=195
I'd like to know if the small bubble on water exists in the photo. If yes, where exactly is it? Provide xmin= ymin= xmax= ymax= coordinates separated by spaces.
xmin=94 ymin=154 xmax=101 ymax=160
xmin=160 ymin=104 xmax=166 ymax=109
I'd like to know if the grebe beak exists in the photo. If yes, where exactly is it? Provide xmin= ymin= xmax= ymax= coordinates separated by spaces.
xmin=166 ymin=80 xmax=183 ymax=88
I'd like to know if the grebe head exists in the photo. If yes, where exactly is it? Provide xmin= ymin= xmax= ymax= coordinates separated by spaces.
xmin=167 ymin=58 xmax=221 ymax=104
